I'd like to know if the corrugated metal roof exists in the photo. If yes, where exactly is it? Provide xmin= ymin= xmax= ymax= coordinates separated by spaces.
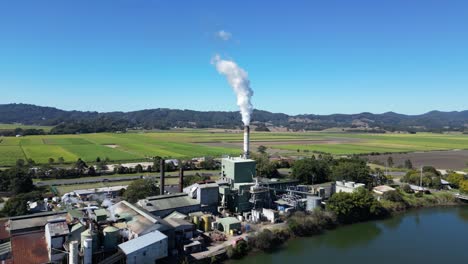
xmin=0 ymin=241 xmax=11 ymax=256
xmin=118 ymin=230 xmax=167 ymax=255
xmin=217 ymin=217 xmax=241 ymax=225
xmin=140 ymin=193 xmax=199 ymax=212
xmin=46 ymin=220 xmax=69 ymax=237
xmin=95 ymin=209 xmax=108 ymax=217
xmin=9 ymin=211 xmax=68 ymax=232
xmin=112 ymin=201 xmax=170 ymax=235
xmin=11 ymin=231 xmax=49 ymax=264
xmin=163 ymin=211 xmax=188 ymax=220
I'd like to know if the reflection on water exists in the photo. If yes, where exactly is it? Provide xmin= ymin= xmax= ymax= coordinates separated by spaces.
xmin=230 ymin=207 xmax=468 ymax=264
xmin=315 ymin=222 xmax=381 ymax=249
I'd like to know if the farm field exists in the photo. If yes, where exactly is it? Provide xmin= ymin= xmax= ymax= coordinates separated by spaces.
xmin=0 ymin=123 xmax=54 ymax=132
xmin=0 ymin=131 xmax=467 ymax=166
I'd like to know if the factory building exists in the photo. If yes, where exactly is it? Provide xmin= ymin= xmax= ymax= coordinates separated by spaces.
xmin=118 ymin=230 xmax=168 ymax=264
xmin=183 ymin=182 xmax=219 ymax=213
xmin=45 ymin=218 xmax=69 ymax=262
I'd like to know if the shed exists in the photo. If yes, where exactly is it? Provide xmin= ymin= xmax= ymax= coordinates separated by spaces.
xmin=215 ymin=217 xmax=241 ymax=235
xmin=118 ymin=230 xmax=168 ymax=264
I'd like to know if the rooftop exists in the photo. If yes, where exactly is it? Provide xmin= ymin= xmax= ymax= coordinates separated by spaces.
xmin=217 ymin=217 xmax=241 ymax=225
xmin=112 ymin=201 xmax=170 ymax=235
xmin=222 ymin=157 xmax=256 ymax=163
xmin=164 ymin=211 xmax=188 ymax=220
xmin=11 ymin=231 xmax=49 ymax=264
xmin=8 ymin=211 xmax=67 ymax=232
xmin=74 ymin=185 xmax=128 ymax=196
xmin=46 ymin=219 xmax=69 ymax=237
xmin=118 ymin=230 xmax=167 ymax=255
xmin=163 ymin=218 xmax=194 ymax=229
xmin=139 ymin=193 xmax=200 ymax=212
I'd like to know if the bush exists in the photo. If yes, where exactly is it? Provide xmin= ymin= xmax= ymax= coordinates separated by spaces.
xmin=226 ymin=240 xmax=250 ymax=259
xmin=250 ymin=229 xmax=290 ymax=251
xmin=382 ymin=190 xmax=404 ymax=203
xmin=415 ymin=192 xmax=423 ymax=198
xmin=287 ymin=210 xmax=337 ymax=236
xmin=401 ymin=184 xmax=413 ymax=193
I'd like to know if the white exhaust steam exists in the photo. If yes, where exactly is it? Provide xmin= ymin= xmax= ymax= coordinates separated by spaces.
xmin=212 ymin=55 xmax=254 ymax=126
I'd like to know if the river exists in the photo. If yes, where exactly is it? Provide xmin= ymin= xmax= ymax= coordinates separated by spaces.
xmin=230 ymin=206 xmax=468 ymax=264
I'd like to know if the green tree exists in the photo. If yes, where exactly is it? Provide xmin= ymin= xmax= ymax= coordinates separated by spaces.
xmin=326 ymin=188 xmax=386 ymax=224
xmin=257 ymin=145 xmax=267 ymax=154
xmin=48 ymin=157 xmax=55 ymax=164
xmin=387 ymin=156 xmax=394 ymax=167
xmin=124 ymin=178 xmax=160 ymax=203
xmin=8 ymin=168 xmax=34 ymax=194
xmin=57 ymin=157 xmax=65 ymax=164
xmin=135 ymin=164 xmax=144 ymax=173
xmin=253 ymin=153 xmax=279 ymax=178
xmin=74 ymin=158 xmax=88 ymax=174
xmin=459 ymin=180 xmax=468 ymax=194
xmin=291 ymin=157 xmax=330 ymax=184
xmin=447 ymin=173 xmax=465 ymax=188
xmin=330 ymin=158 xmax=372 ymax=185
xmin=404 ymin=159 xmax=413 ymax=169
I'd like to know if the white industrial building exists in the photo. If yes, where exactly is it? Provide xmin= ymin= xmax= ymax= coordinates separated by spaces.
xmin=118 ymin=230 xmax=168 ymax=264
xmin=335 ymin=180 xmax=366 ymax=193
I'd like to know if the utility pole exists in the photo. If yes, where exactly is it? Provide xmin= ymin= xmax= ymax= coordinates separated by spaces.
xmin=420 ymin=166 xmax=423 ymax=190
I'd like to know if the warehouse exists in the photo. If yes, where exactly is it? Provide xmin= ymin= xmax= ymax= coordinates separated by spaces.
xmin=118 ymin=230 xmax=168 ymax=264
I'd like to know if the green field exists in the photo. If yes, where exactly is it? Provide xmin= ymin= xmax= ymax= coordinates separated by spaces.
xmin=1 ymin=131 xmax=468 ymax=166
xmin=0 ymin=123 xmax=54 ymax=132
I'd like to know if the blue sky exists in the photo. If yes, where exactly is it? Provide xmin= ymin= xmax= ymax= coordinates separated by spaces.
xmin=1 ymin=0 xmax=467 ymax=115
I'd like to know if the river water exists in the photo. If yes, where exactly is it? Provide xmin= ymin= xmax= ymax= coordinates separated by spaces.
xmin=230 ymin=207 xmax=468 ymax=264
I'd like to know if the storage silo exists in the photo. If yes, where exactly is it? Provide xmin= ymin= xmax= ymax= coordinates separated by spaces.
xmin=103 ymin=226 xmax=120 ymax=251
xmin=81 ymin=229 xmax=99 ymax=251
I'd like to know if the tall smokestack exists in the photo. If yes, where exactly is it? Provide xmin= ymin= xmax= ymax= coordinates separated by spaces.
xmin=243 ymin=125 xmax=250 ymax=159
xmin=160 ymin=159 xmax=165 ymax=195
xmin=179 ymin=167 xmax=184 ymax=193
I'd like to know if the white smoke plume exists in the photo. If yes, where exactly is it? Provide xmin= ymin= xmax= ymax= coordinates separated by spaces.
xmin=212 ymin=54 xmax=254 ymax=125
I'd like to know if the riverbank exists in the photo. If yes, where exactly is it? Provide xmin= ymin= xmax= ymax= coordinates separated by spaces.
xmin=214 ymin=189 xmax=465 ymax=264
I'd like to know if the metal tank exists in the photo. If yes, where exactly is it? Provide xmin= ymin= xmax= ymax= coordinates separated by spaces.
xmin=103 ymin=226 xmax=120 ymax=251
xmin=81 ymin=229 xmax=99 ymax=251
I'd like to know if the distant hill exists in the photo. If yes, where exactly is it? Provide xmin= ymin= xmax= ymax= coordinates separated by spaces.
xmin=0 ymin=103 xmax=467 ymax=134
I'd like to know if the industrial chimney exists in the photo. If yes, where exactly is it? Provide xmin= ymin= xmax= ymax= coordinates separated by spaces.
xmin=243 ymin=125 xmax=250 ymax=159
xmin=160 ymin=159 xmax=165 ymax=195
xmin=179 ymin=167 xmax=184 ymax=193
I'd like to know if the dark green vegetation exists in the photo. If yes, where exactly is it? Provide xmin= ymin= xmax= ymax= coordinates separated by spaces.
xmin=2 ymin=103 xmax=468 ymax=133
xmin=123 ymin=178 xmax=159 ymax=203
xmin=291 ymin=156 xmax=381 ymax=186
xmin=0 ymin=162 xmax=48 ymax=217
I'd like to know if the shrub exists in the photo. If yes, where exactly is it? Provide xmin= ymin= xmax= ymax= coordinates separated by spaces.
xmin=415 ymin=192 xmax=423 ymax=198
xmin=401 ymin=184 xmax=413 ymax=193
xmin=382 ymin=190 xmax=404 ymax=203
